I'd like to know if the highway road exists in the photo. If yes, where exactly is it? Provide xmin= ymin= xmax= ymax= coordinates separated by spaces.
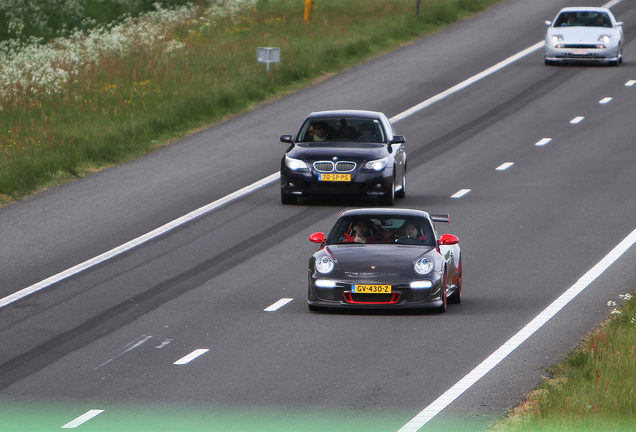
xmin=1 ymin=0 xmax=636 ymax=430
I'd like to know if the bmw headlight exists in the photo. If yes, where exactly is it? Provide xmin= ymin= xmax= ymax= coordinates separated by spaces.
xmin=414 ymin=257 xmax=434 ymax=275
xmin=598 ymin=35 xmax=611 ymax=44
xmin=364 ymin=157 xmax=388 ymax=171
xmin=315 ymin=256 xmax=334 ymax=274
xmin=285 ymin=155 xmax=308 ymax=170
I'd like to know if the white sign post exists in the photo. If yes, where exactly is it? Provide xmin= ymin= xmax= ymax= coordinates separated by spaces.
xmin=257 ymin=47 xmax=280 ymax=72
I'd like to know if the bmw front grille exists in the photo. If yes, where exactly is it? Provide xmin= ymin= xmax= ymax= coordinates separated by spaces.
xmin=313 ymin=161 xmax=356 ymax=173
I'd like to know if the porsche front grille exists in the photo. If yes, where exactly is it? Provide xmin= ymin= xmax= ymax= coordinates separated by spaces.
xmin=313 ymin=161 xmax=356 ymax=173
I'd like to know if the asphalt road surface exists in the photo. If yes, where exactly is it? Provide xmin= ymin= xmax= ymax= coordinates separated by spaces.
xmin=1 ymin=0 xmax=636 ymax=431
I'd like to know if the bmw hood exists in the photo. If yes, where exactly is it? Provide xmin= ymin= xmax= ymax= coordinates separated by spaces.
xmin=290 ymin=142 xmax=387 ymax=161
xmin=327 ymin=244 xmax=435 ymax=273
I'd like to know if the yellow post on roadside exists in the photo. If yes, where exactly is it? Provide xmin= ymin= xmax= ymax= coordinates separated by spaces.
xmin=304 ymin=0 xmax=314 ymax=22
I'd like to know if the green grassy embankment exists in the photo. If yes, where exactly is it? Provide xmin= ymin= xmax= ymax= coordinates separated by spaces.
xmin=0 ymin=0 xmax=500 ymax=205
xmin=490 ymin=292 xmax=636 ymax=432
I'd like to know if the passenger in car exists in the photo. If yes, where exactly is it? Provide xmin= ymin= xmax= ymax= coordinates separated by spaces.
xmin=356 ymin=122 xmax=377 ymax=142
xmin=311 ymin=121 xmax=329 ymax=142
xmin=592 ymin=13 xmax=610 ymax=27
xmin=343 ymin=219 xmax=377 ymax=243
xmin=560 ymin=13 xmax=579 ymax=26
xmin=336 ymin=118 xmax=356 ymax=140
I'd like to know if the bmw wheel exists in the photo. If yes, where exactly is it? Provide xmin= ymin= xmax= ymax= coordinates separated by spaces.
xmin=395 ymin=167 xmax=406 ymax=199
xmin=378 ymin=177 xmax=395 ymax=206
xmin=281 ymin=192 xmax=297 ymax=205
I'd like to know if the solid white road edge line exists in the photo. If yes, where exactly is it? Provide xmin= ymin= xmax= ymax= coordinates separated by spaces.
xmin=264 ymin=298 xmax=294 ymax=311
xmin=61 ymin=409 xmax=104 ymax=429
xmin=173 ymin=349 xmax=209 ymax=365
xmin=0 ymin=174 xmax=278 ymax=309
xmin=398 ymin=227 xmax=636 ymax=432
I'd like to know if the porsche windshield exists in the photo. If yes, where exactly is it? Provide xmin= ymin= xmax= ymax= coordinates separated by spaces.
xmin=327 ymin=216 xmax=435 ymax=246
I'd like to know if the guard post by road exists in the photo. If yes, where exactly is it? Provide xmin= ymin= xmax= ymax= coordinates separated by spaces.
xmin=304 ymin=0 xmax=314 ymax=22
xmin=257 ymin=47 xmax=280 ymax=72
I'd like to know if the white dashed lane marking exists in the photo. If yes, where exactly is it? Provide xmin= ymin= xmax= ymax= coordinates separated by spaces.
xmin=496 ymin=162 xmax=514 ymax=171
xmin=264 ymin=298 xmax=293 ymax=312
xmin=599 ymin=97 xmax=612 ymax=104
xmin=451 ymin=189 xmax=471 ymax=199
xmin=535 ymin=138 xmax=552 ymax=146
xmin=570 ymin=116 xmax=584 ymax=124
xmin=625 ymin=80 xmax=635 ymax=87
xmin=61 ymin=410 xmax=104 ymax=429
xmin=173 ymin=349 xmax=209 ymax=365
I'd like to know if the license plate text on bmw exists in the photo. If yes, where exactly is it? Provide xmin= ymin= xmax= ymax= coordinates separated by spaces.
xmin=319 ymin=173 xmax=351 ymax=182
xmin=352 ymin=284 xmax=391 ymax=293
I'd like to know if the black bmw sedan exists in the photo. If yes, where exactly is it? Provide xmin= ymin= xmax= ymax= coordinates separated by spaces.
xmin=279 ymin=110 xmax=407 ymax=205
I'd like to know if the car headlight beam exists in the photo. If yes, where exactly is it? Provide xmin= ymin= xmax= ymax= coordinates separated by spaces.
xmin=315 ymin=256 xmax=334 ymax=274
xmin=598 ymin=35 xmax=611 ymax=44
xmin=285 ymin=155 xmax=308 ymax=170
xmin=364 ymin=157 xmax=388 ymax=171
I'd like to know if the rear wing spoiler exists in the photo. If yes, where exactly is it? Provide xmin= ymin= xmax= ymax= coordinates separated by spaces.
xmin=430 ymin=213 xmax=450 ymax=223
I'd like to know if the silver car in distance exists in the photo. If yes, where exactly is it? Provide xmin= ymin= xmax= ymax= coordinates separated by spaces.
xmin=544 ymin=7 xmax=623 ymax=66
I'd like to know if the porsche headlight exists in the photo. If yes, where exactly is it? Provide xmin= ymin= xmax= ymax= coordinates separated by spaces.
xmin=414 ymin=257 xmax=434 ymax=275
xmin=285 ymin=155 xmax=308 ymax=170
xmin=598 ymin=35 xmax=611 ymax=44
xmin=551 ymin=34 xmax=563 ymax=43
xmin=364 ymin=157 xmax=388 ymax=171
xmin=315 ymin=256 xmax=334 ymax=274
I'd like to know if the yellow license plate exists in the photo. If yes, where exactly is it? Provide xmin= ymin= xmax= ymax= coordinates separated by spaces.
xmin=352 ymin=284 xmax=391 ymax=294
xmin=319 ymin=173 xmax=351 ymax=182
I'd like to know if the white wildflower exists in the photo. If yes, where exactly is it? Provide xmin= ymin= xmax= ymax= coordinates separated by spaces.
xmin=0 ymin=0 xmax=258 ymax=101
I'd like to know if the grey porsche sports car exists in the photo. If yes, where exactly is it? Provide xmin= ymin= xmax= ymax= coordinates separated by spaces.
xmin=544 ymin=7 xmax=624 ymax=66
xmin=307 ymin=208 xmax=461 ymax=312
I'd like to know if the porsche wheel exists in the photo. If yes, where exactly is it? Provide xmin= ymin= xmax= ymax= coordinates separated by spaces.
xmin=448 ymin=259 xmax=462 ymax=304
xmin=436 ymin=272 xmax=448 ymax=313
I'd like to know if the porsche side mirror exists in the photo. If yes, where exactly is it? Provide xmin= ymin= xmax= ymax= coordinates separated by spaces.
xmin=390 ymin=135 xmax=405 ymax=144
xmin=439 ymin=233 xmax=459 ymax=245
xmin=280 ymin=135 xmax=293 ymax=143
xmin=309 ymin=232 xmax=326 ymax=243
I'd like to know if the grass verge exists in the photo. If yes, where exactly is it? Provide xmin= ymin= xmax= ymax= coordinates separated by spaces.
xmin=490 ymin=292 xmax=636 ymax=432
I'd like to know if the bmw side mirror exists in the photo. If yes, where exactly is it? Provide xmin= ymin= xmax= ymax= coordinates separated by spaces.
xmin=390 ymin=135 xmax=405 ymax=144
xmin=280 ymin=135 xmax=293 ymax=143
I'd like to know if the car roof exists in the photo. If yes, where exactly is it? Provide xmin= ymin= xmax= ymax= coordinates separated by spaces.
xmin=557 ymin=7 xmax=611 ymax=14
xmin=305 ymin=110 xmax=384 ymax=120
xmin=337 ymin=208 xmax=430 ymax=219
